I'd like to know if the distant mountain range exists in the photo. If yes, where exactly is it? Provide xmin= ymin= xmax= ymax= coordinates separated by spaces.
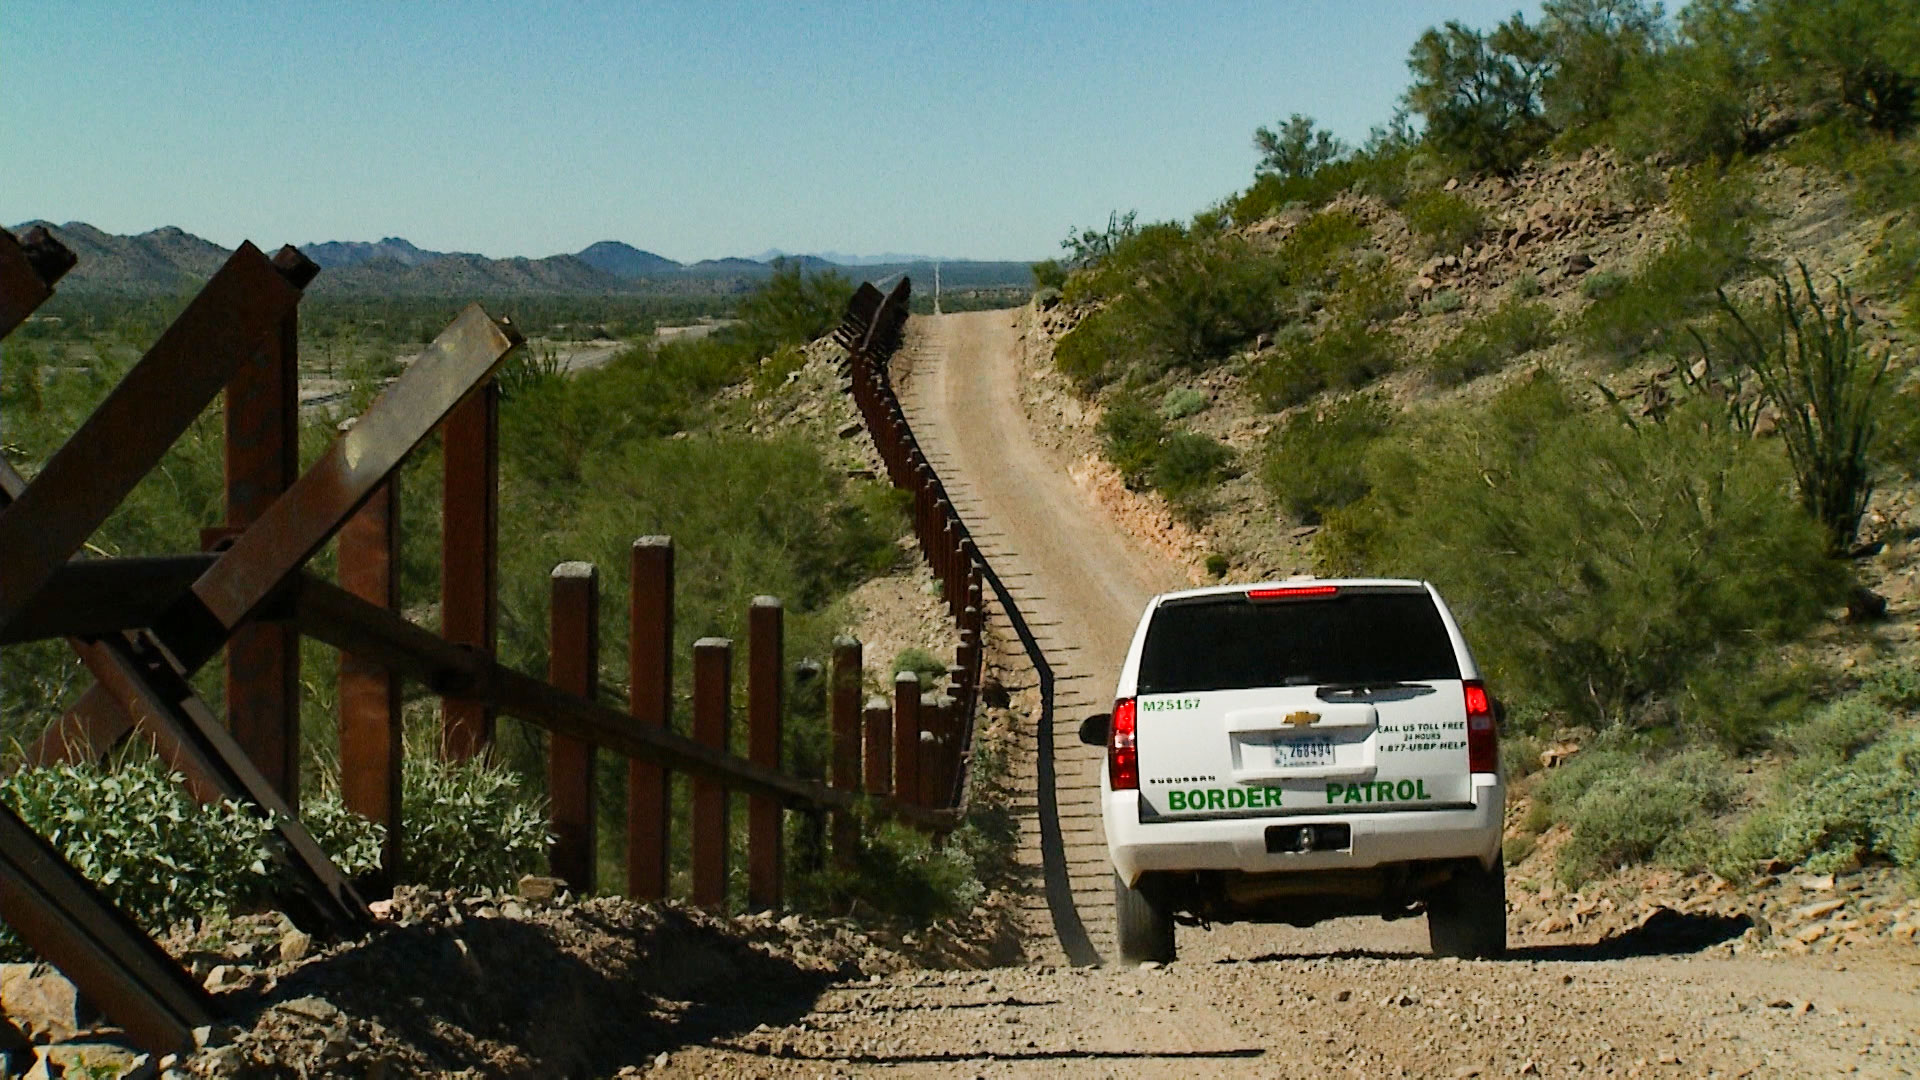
xmin=10 ymin=222 xmax=1034 ymax=298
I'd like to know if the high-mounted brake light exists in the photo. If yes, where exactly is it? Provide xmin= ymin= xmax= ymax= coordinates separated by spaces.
xmin=1464 ymin=679 xmax=1498 ymax=774
xmin=1109 ymin=698 xmax=1139 ymax=791
xmin=1246 ymin=584 xmax=1340 ymax=601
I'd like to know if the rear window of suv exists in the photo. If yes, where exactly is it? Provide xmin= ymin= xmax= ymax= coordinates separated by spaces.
xmin=1136 ymin=588 xmax=1460 ymax=694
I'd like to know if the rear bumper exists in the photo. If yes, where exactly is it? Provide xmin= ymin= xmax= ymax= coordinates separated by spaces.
xmin=1105 ymin=777 xmax=1503 ymax=886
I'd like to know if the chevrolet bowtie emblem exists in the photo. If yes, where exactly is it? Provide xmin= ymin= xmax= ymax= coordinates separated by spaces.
xmin=1283 ymin=710 xmax=1320 ymax=727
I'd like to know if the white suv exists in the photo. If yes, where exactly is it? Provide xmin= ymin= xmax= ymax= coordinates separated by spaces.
xmin=1079 ymin=578 xmax=1506 ymax=964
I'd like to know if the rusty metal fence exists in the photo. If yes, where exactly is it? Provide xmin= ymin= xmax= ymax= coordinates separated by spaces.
xmin=0 ymin=226 xmax=979 ymax=1054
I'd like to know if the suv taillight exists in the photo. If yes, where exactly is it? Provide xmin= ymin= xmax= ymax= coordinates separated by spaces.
xmin=1464 ymin=680 xmax=1498 ymax=774
xmin=1109 ymin=698 xmax=1139 ymax=790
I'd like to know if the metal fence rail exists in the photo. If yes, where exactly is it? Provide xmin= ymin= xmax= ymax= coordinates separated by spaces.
xmin=0 ymin=227 xmax=979 ymax=1054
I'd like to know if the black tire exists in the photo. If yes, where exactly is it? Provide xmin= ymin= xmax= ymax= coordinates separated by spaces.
xmin=1114 ymin=871 xmax=1176 ymax=965
xmin=1428 ymin=858 xmax=1507 ymax=959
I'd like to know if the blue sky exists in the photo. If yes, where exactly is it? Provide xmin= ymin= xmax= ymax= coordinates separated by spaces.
xmin=5 ymin=2 xmax=1539 ymax=262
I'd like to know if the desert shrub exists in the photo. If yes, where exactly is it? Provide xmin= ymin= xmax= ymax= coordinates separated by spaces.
xmin=1251 ymin=320 xmax=1400 ymax=410
xmin=1031 ymin=258 xmax=1069 ymax=291
xmin=1153 ymin=432 xmax=1235 ymax=520
xmin=1693 ymin=266 xmax=1893 ymax=554
xmin=1159 ymin=387 xmax=1210 ymax=420
xmin=393 ymin=755 xmax=550 ymax=891
xmin=1420 ymin=290 xmax=1465 ymax=316
xmin=0 ymin=761 xmax=276 ymax=953
xmin=1610 ymin=1 xmax=1775 ymax=163
xmin=1429 ymin=299 xmax=1556 ymax=385
xmin=1098 ymin=393 xmax=1169 ymax=486
xmin=1319 ymin=373 xmax=1847 ymax=726
xmin=1205 ymin=553 xmax=1231 ymax=578
xmin=1274 ymin=211 xmax=1371 ymax=286
xmin=1261 ymin=395 xmax=1394 ymax=524
xmin=1749 ymin=728 xmax=1920 ymax=876
xmin=1231 ymin=144 xmax=1417 ymax=221
xmin=892 ymin=647 xmax=948 ymax=690
xmin=1539 ymin=747 xmax=1738 ymax=885
xmin=1402 ymin=190 xmax=1487 ymax=255
xmin=1331 ymin=259 xmax=1408 ymax=323
xmin=1677 ymin=657 xmax=1835 ymax=752
xmin=1573 ymin=243 xmax=1735 ymax=357
xmin=1052 ymin=306 xmax=1135 ymax=393
xmin=1580 ymin=270 xmax=1626 ymax=300
xmin=1125 ymin=235 xmax=1286 ymax=374
xmin=1512 ymin=272 xmax=1544 ymax=298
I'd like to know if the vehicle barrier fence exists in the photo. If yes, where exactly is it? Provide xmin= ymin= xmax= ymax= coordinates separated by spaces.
xmin=0 ymin=227 xmax=979 ymax=1054
xmin=831 ymin=281 xmax=989 ymax=812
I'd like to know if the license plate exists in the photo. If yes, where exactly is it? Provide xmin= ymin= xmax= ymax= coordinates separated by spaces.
xmin=1274 ymin=736 xmax=1334 ymax=768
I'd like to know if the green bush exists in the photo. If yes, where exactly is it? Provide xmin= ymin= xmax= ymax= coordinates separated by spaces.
xmin=1511 ymin=272 xmax=1544 ymax=298
xmin=391 ymin=755 xmax=550 ymax=892
xmin=1420 ymin=290 xmax=1465 ymax=316
xmin=1429 ymin=299 xmax=1556 ymax=385
xmin=1539 ymin=747 xmax=1737 ymax=885
xmin=1052 ymin=306 xmax=1135 ymax=393
xmin=0 ymin=761 xmax=276 ymax=951
xmin=1743 ymin=728 xmax=1920 ymax=877
xmin=1159 ymin=387 xmax=1211 ymax=420
xmin=1573 ymin=243 xmax=1735 ymax=357
xmin=1403 ymin=190 xmax=1487 ymax=255
xmin=1262 ymin=395 xmax=1394 ymax=524
xmin=1319 ymin=373 xmax=1847 ymax=726
xmin=892 ymin=647 xmax=948 ymax=690
xmin=1274 ymin=211 xmax=1372 ymax=286
xmin=1331 ymin=260 xmax=1408 ymax=323
xmin=1251 ymin=320 xmax=1400 ymax=410
xmin=1098 ymin=393 xmax=1169 ymax=487
xmin=1153 ymin=432 xmax=1235 ymax=520
xmin=1031 ymin=258 xmax=1069 ymax=291
xmin=1580 ymin=270 xmax=1626 ymax=300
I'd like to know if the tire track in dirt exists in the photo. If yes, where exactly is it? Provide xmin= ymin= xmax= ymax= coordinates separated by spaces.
xmin=896 ymin=309 xmax=1189 ymax=965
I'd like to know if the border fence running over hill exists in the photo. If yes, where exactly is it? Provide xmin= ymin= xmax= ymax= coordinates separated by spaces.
xmin=0 ymin=225 xmax=986 ymax=1055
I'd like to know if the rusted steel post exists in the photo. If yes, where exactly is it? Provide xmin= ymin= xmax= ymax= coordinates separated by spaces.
xmin=946 ymin=660 xmax=971 ymax=729
xmin=691 ymin=637 xmax=732 ymax=908
xmin=337 ymin=476 xmax=402 ymax=882
xmin=892 ymin=672 xmax=922 ymax=810
xmin=862 ymin=697 xmax=891 ymax=798
xmin=746 ymin=597 xmax=784 ymax=911
xmin=937 ymin=507 xmax=959 ymax=615
xmin=829 ymin=637 xmax=863 ymax=863
xmin=222 ymin=301 xmax=301 ymax=807
xmin=547 ymin=562 xmax=600 ymax=894
xmin=441 ymin=381 xmax=499 ymax=760
xmin=627 ymin=536 xmax=673 ymax=901
xmin=918 ymin=693 xmax=943 ymax=809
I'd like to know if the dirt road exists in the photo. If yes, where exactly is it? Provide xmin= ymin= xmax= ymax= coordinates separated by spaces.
xmin=663 ymin=309 xmax=1920 ymax=1078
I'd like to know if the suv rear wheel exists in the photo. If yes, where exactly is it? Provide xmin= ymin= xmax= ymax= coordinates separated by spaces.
xmin=1114 ymin=871 xmax=1175 ymax=965
xmin=1427 ymin=859 xmax=1507 ymax=959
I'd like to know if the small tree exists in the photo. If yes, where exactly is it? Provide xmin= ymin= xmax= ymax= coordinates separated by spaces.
xmin=1253 ymin=114 xmax=1348 ymax=180
xmin=1693 ymin=264 xmax=1894 ymax=555
xmin=1404 ymin=17 xmax=1552 ymax=173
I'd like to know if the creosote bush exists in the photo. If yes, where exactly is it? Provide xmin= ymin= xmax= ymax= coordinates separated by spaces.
xmin=1537 ymin=747 xmax=1737 ymax=886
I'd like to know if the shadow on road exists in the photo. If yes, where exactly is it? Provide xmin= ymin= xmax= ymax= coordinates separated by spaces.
xmin=977 ymin=554 xmax=1104 ymax=968
xmin=1217 ymin=908 xmax=1754 ymax=967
